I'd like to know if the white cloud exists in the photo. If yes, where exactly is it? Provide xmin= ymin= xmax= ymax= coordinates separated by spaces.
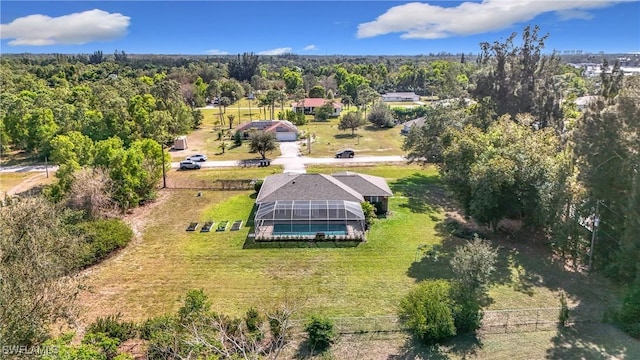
xmin=303 ymin=44 xmax=318 ymax=51
xmin=357 ymin=1 xmax=626 ymax=40
xmin=556 ymin=9 xmax=595 ymax=21
xmin=1 ymin=9 xmax=130 ymax=46
xmin=258 ymin=47 xmax=292 ymax=55
xmin=205 ymin=49 xmax=229 ymax=55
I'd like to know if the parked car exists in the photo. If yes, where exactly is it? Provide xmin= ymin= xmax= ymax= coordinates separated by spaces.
xmin=187 ymin=154 xmax=207 ymax=162
xmin=179 ymin=160 xmax=201 ymax=170
xmin=335 ymin=149 xmax=355 ymax=158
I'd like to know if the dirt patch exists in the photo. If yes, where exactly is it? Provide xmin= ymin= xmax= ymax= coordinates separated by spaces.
xmin=7 ymin=172 xmax=56 ymax=196
xmin=76 ymin=190 xmax=171 ymax=329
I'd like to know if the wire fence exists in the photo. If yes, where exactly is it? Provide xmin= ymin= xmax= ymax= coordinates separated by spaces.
xmin=288 ymin=306 xmax=604 ymax=336
xmin=163 ymin=178 xmax=258 ymax=190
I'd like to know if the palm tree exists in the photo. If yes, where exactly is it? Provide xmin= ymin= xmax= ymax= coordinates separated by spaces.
xmin=227 ymin=114 xmax=236 ymax=130
xmin=219 ymin=141 xmax=228 ymax=154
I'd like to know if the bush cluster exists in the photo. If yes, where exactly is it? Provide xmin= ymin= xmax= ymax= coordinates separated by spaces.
xmin=305 ymin=316 xmax=336 ymax=352
xmin=77 ymin=219 xmax=133 ymax=268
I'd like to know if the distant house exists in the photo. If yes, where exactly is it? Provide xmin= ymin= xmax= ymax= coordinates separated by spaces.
xmin=253 ymin=172 xmax=392 ymax=241
xmin=291 ymin=98 xmax=342 ymax=116
xmin=575 ymin=95 xmax=600 ymax=111
xmin=382 ymin=92 xmax=419 ymax=102
xmin=401 ymin=117 xmax=427 ymax=135
xmin=235 ymin=120 xmax=298 ymax=142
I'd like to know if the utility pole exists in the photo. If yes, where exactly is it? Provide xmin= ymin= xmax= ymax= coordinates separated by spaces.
xmin=161 ymin=143 xmax=166 ymax=188
xmin=44 ymin=157 xmax=49 ymax=178
xmin=588 ymin=200 xmax=600 ymax=272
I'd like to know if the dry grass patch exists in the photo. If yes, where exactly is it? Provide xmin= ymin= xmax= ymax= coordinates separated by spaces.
xmin=0 ymin=172 xmax=55 ymax=196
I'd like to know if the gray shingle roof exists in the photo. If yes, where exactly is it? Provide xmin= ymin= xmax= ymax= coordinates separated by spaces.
xmin=256 ymin=173 xmax=364 ymax=204
xmin=331 ymin=172 xmax=393 ymax=197
xmin=256 ymin=172 xmax=392 ymax=204
xmin=404 ymin=117 xmax=426 ymax=128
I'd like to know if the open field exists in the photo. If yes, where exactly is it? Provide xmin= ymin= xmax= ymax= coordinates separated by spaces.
xmin=169 ymin=117 xmax=281 ymax=161
xmin=81 ymin=165 xmax=443 ymax=320
xmin=301 ymin=118 xmax=405 ymax=157
xmin=80 ymin=163 xmax=639 ymax=358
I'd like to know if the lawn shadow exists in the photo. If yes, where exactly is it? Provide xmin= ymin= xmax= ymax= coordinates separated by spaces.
xmin=390 ymin=173 xmax=454 ymax=214
xmin=243 ymin=238 xmax=361 ymax=249
xmin=388 ymin=333 xmax=482 ymax=360
xmin=364 ymin=125 xmax=398 ymax=132
xmin=546 ymin=322 xmax=640 ymax=359
xmin=333 ymin=133 xmax=360 ymax=140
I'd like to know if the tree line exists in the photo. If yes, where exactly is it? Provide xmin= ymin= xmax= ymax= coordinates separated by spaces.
xmin=402 ymin=26 xmax=639 ymax=339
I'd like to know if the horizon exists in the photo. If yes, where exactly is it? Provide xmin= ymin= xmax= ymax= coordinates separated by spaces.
xmin=1 ymin=1 xmax=639 ymax=56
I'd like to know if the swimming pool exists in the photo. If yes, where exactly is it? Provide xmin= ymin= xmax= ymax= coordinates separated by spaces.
xmin=272 ymin=223 xmax=347 ymax=236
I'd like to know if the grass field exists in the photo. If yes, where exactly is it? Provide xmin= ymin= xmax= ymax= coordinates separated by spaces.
xmin=301 ymin=118 xmax=405 ymax=157
xmin=81 ymin=163 xmax=639 ymax=358
xmin=169 ymin=118 xmax=281 ymax=162
xmin=312 ymin=325 xmax=640 ymax=359
xmin=81 ymin=165 xmax=443 ymax=320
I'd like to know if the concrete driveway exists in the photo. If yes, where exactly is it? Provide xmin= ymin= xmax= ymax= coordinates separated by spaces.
xmin=277 ymin=142 xmax=306 ymax=173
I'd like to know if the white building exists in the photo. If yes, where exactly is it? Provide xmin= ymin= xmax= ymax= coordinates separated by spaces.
xmin=381 ymin=92 xmax=420 ymax=102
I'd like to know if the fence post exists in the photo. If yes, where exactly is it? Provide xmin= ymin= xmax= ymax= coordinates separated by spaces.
xmin=536 ymin=309 xmax=540 ymax=331
xmin=505 ymin=311 xmax=510 ymax=333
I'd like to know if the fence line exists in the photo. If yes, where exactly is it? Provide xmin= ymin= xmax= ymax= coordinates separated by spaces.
xmin=288 ymin=306 xmax=603 ymax=336
xmin=162 ymin=178 xmax=258 ymax=190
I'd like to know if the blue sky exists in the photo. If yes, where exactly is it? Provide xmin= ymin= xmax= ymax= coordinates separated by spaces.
xmin=1 ymin=1 xmax=639 ymax=55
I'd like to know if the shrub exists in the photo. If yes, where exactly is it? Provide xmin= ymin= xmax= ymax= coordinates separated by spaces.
xmin=234 ymin=131 xmax=243 ymax=146
xmin=558 ymin=291 xmax=570 ymax=327
xmin=245 ymin=307 xmax=262 ymax=333
xmin=86 ymin=314 xmax=137 ymax=343
xmin=398 ymin=279 xmax=456 ymax=344
xmin=178 ymin=289 xmax=212 ymax=322
xmin=450 ymin=235 xmax=498 ymax=294
xmin=305 ymin=315 xmax=335 ymax=352
xmin=77 ymin=219 xmax=133 ymax=268
xmin=361 ymin=201 xmax=377 ymax=229
xmin=254 ymin=180 xmax=264 ymax=193
xmin=451 ymin=285 xmax=483 ymax=334
xmin=139 ymin=315 xmax=176 ymax=341
xmin=82 ymin=332 xmax=120 ymax=359
xmin=613 ymin=283 xmax=640 ymax=339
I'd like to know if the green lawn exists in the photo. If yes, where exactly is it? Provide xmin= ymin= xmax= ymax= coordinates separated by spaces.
xmin=301 ymin=117 xmax=405 ymax=157
xmin=81 ymin=163 xmax=639 ymax=358
xmin=197 ymin=102 xmax=407 ymax=159
xmin=82 ymin=165 xmax=443 ymax=320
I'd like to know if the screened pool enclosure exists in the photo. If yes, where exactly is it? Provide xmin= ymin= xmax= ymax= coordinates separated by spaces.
xmin=254 ymin=200 xmax=366 ymax=241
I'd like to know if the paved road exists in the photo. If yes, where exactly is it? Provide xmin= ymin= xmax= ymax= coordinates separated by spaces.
xmin=0 ymin=164 xmax=59 ymax=173
xmin=4 ymin=145 xmax=405 ymax=173
xmin=169 ymin=153 xmax=406 ymax=171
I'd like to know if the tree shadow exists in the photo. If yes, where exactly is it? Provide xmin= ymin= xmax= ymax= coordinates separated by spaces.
xmin=390 ymin=173 xmax=454 ymax=214
xmin=546 ymin=322 xmax=640 ymax=359
xmin=388 ymin=333 xmax=482 ymax=360
xmin=333 ymin=133 xmax=360 ymax=140
xmin=396 ymin=172 xmax=639 ymax=358
xmin=364 ymin=125 xmax=397 ymax=132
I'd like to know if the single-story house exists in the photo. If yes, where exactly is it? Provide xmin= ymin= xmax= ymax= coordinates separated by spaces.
xmin=254 ymin=172 xmax=392 ymax=241
xmin=400 ymin=117 xmax=427 ymax=135
xmin=235 ymin=120 xmax=299 ymax=142
xmin=291 ymin=98 xmax=342 ymax=116
xmin=382 ymin=92 xmax=419 ymax=102
xmin=575 ymin=95 xmax=600 ymax=111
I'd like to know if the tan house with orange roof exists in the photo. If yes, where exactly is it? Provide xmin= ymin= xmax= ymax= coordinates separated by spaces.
xmin=235 ymin=120 xmax=299 ymax=141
